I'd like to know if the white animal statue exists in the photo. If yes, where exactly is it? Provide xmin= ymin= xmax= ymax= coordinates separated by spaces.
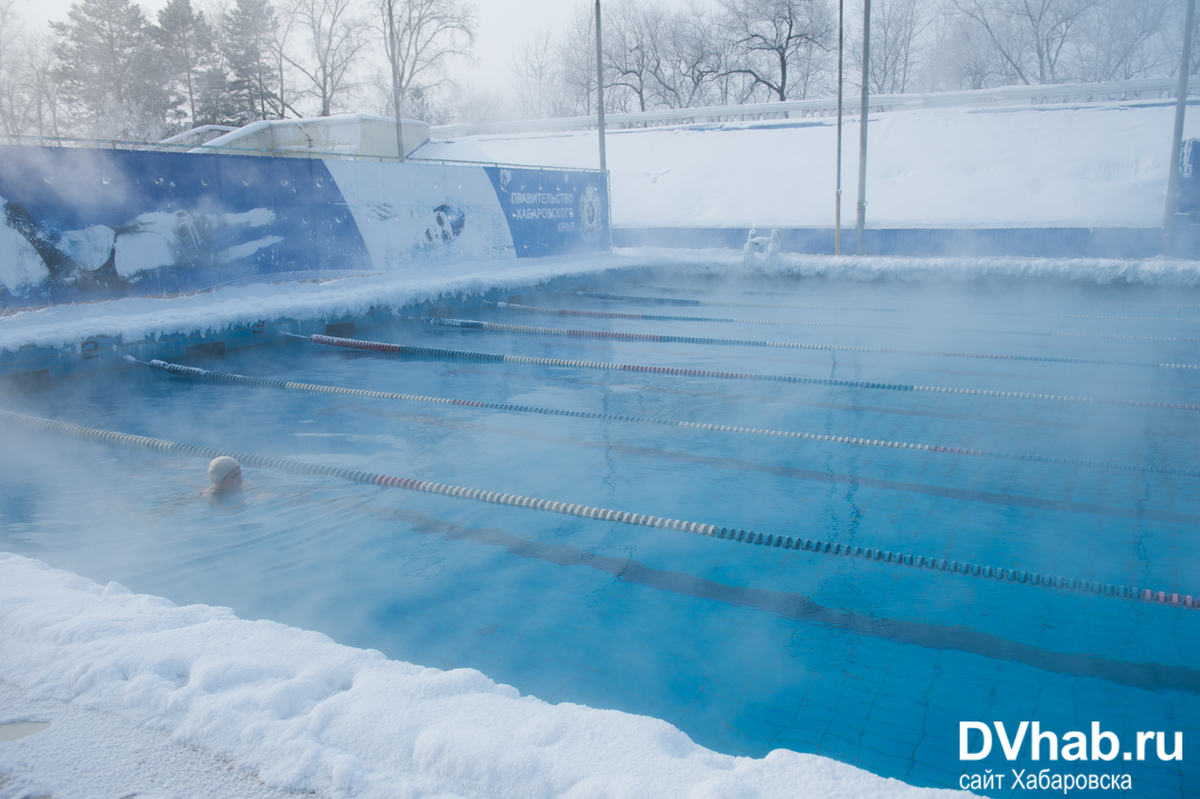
xmin=742 ymin=228 xmax=781 ymax=262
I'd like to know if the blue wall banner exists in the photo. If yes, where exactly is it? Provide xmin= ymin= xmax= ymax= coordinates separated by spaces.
xmin=1179 ymin=138 xmax=1199 ymax=221
xmin=484 ymin=167 xmax=610 ymax=258
xmin=0 ymin=146 xmax=609 ymax=309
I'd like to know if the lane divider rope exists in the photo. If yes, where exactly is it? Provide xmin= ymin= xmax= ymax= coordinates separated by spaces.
xmin=1 ymin=407 xmax=1190 ymax=609
xmin=417 ymin=315 xmax=1200 ymax=371
xmin=135 ymin=357 xmax=1200 ymax=478
xmin=290 ymin=333 xmax=1200 ymax=412
xmin=573 ymin=290 xmax=1200 ymax=324
xmin=631 ymin=282 xmax=1200 ymax=310
xmin=490 ymin=301 xmax=1200 ymax=347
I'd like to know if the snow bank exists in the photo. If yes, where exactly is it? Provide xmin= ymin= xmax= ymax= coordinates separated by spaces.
xmin=0 ymin=253 xmax=631 ymax=354
xmin=416 ymin=103 xmax=1200 ymax=229
xmin=5 ymin=248 xmax=1200 ymax=356
xmin=618 ymin=247 xmax=1200 ymax=286
xmin=0 ymin=553 xmax=968 ymax=798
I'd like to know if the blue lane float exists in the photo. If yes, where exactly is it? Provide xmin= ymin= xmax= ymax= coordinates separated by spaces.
xmin=416 ymin=315 xmax=1200 ymax=371
xmin=294 ymin=332 xmax=1200 ymax=411
xmin=135 ymin=357 xmax=1200 ymax=478
xmin=1 ymin=407 xmax=1192 ymax=610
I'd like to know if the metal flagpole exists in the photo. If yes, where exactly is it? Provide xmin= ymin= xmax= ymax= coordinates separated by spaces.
xmin=835 ymin=0 xmax=844 ymax=255
xmin=1164 ymin=0 xmax=1196 ymax=256
xmin=855 ymin=0 xmax=870 ymax=255
xmin=596 ymin=0 xmax=607 ymax=172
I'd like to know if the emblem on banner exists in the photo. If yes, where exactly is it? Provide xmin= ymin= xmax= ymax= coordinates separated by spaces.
xmin=579 ymin=185 xmax=603 ymax=241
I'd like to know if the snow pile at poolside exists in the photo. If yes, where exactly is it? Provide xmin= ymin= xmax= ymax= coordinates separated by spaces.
xmin=5 ymin=249 xmax=1200 ymax=355
xmin=622 ymin=248 xmax=1200 ymax=286
xmin=418 ymin=103 xmax=1199 ymax=229
xmin=0 ymin=252 xmax=632 ymax=354
xmin=0 ymin=554 xmax=968 ymax=798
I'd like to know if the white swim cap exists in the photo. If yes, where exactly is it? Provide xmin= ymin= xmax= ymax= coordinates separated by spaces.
xmin=207 ymin=456 xmax=241 ymax=484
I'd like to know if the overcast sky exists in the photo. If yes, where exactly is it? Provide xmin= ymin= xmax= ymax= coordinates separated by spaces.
xmin=14 ymin=0 xmax=718 ymax=95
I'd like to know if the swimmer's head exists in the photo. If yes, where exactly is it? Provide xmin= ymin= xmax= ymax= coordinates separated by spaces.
xmin=207 ymin=456 xmax=242 ymax=490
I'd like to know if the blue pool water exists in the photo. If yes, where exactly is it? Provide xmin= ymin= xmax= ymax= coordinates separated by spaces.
xmin=1 ymin=272 xmax=1197 ymax=796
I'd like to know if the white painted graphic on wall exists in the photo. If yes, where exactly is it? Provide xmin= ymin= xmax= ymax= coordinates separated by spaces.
xmin=324 ymin=161 xmax=515 ymax=270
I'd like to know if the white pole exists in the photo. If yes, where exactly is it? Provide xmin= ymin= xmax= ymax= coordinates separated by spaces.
xmin=596 ymin=0 xmax=607 ymax=172
xmin=855 ymin=0 xmax=870 ymax=255
xmin=1164 ymin=0 xmax=1196 ymax=256
xmin=835 ymin=0 xmax=844 ymax=255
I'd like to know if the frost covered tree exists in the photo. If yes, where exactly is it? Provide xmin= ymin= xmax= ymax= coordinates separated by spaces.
xmin=851 ymin=0 xmax=930 ymax=94
xmin=378 ymin=0 xmax=474 ymax=137
xmin=289 ymin=0 xmax=368 ymax=116
xmin=0 ymin=0 xmax=25 ymax=133
xmin=221 ymin=0 xmax=281 ymax=121
xmin=51 ymin=0 xmax=172 ymax=138
xmin=556 ymin=5 xmax=599 ymax=115
xmin=950 ymin=0 xmax=1095 ymax=84
xmin=604 ymin=0 xmax=671 ymax=112
xmin=650 ymin=2 xmax=726 ymax=109
xmin=152 ymin=0 xmax=214 ymax=126
xmin=719 ymin=0 xmax=836 ymax=101
xmin=511 ymin=30 xmax=568 ymax=119
xmin=1068 ymin=0 xmax=1175 ymax=81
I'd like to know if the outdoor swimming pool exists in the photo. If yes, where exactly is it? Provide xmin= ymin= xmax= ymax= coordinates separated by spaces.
xmin=1 ymin=270 xmax=1197 ymax=796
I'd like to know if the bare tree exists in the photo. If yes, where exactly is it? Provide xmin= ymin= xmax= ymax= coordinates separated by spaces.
xmin=922 ymin=7 xmax=1003 ymax=89
xmin=852 ymin=0 xmax=930 ymax=93
xmin=288 ymin=0 xmax=368 ymax=116
xmin=604 ymin=0 xmax=671 ymax=112
xmin=0 ymin=0 xmax=17 ymax=98
xmin=1069 ymin=0 xmax=1174 ymax=81
xmin=21 ymin=36 xmax=65 ymax=136
xmin=720 ymin=0 xmax=835 ymax=101
xmin=268 ymin=0 xmax=305 ymax=117
xmin=511 ymin=30 xmax=565 ymax=118
xmin=651 ymin=2 xmax=725 ymax=108
xmin=379 ymin=0 xmax=474 ymax=151
xmin=0 ymin=0 xmax=24 ymax=133
xmin=556 ymin=5 xmax=599 ymax=114
xmin=952 ymin=0 xmax=1095 ymax=84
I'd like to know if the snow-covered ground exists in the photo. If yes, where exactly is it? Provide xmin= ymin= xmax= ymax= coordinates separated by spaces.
xmin=0 ymin=553 xmax=969 ymax=798
xmin=416 ymin=103 xmax=1198 ymax=229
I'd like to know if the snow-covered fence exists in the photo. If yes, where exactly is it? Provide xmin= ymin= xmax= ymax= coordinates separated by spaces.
xmin=432 ymin=77 xmax=1193 ymax=138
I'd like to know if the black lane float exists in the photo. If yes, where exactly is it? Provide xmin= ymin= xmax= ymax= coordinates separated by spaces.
xmin=416 ymin=314 xmax=1200 ymax=371
xmin=135 ymin=357 xmax=1200 ymax=478
xmin=290 ymin=332 xmax=1200 ymax=411
xmin=490 ymin=300 xmax=1200 ymax=346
